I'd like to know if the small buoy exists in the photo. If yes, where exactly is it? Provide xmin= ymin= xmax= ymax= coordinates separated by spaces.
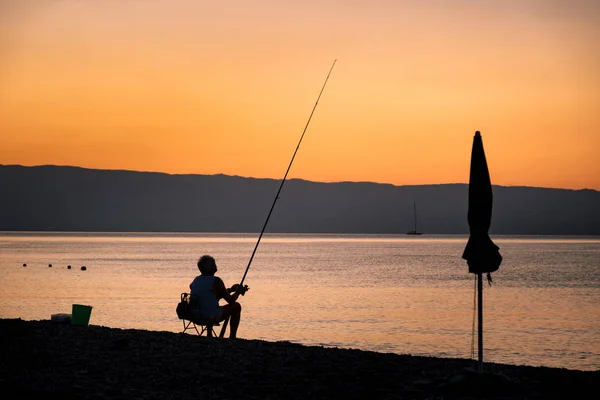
xmin=48 ymin=264 xmax=52 ymax=268
xmin=81 ymin=266 xmax=87 ymax=271
xmin=67 ymin=265 xmax=72 ymax=269
xmin=22 ymin=263 xmax=27 ymax=267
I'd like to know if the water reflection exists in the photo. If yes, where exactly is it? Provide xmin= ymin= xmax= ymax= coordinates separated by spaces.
xmin=0 ymin=232 xmax=598 ymax=370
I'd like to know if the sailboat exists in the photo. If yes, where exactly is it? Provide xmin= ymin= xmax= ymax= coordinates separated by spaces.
xmin=406 ymin=201 xmax=423 ymax=235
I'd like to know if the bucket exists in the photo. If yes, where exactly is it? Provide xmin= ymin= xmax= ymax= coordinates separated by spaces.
xmin=71 ymin=304 xmax=93 ymax=326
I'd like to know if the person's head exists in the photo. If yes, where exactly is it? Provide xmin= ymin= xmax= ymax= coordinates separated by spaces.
xmin=197 ymin=255 xmax=217 ymax=275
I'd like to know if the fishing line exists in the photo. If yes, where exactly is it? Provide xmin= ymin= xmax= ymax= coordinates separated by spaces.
xmin=239 ymin=59 xmax=337 ymax=287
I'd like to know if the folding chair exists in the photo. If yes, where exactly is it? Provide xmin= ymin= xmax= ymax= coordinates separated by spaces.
xmin=181 ymin=318 xmax=219 ymax=337
xmin=177 ymin=292 xmax=228 ymax=337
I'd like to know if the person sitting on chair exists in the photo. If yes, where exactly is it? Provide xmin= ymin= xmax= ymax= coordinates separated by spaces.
xmin=189 ymin=255 xmax=246 ymax=338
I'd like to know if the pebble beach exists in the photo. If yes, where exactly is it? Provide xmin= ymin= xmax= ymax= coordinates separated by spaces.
xmin=0 ymin=318 xmax=597 ymax=399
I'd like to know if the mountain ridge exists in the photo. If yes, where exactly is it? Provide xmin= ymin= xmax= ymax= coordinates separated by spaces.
xmin=1 ymin=164 xmax=598 ymax=235
xmin=4 ymin=163 xmax=596 ymax=192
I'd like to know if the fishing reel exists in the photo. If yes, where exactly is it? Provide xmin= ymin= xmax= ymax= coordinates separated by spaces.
xmin=228 ymin=284 xmax=250 ymax=296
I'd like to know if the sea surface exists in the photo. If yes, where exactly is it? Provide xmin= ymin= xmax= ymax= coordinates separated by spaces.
xmin=0 ymin=232 xmax=598 ymax=371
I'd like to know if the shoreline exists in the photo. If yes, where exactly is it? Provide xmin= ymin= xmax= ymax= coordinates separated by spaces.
xmin=1 ymin=318 xmax=597 ymax=399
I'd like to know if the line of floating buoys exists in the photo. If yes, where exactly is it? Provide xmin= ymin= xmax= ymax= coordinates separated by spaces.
xmin=20 ymin=263 xmax=87 ymax=270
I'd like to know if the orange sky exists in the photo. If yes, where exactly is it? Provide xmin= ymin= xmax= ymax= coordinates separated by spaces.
xmin=1 ymin=0 xmax=599 ymax=190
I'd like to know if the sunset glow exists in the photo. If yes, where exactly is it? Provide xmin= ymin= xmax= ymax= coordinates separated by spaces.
xmin=1 ymin=0 xmax=599 ymax=189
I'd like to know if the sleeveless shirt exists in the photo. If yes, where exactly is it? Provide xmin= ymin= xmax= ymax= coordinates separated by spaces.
xmin=189 ymin=275 xmax=219 ymax=319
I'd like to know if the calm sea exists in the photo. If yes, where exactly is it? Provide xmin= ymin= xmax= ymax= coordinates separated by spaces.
xmin=0 ymin=232 xmax=598 ymax=371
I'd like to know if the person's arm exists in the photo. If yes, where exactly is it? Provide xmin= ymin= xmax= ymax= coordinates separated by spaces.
xmin=213 ymin=277 xmax=241 ymax=304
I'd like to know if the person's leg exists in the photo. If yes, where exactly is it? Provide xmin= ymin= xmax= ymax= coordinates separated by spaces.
xmin=228 ymin=302 xmax=242 ymax=338
xmin=219 ymin=302 xmax=242 ymax=338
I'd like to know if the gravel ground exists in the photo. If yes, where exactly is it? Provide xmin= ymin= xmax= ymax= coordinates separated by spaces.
xmin=0 ymin=318 xmax=597 ymax=399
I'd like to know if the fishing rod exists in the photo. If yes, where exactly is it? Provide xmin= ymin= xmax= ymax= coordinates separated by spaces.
xmin=239 ymin=59 xmax=337 ymax=288
xmin=219 ymin=60 xmax=336 ymax=338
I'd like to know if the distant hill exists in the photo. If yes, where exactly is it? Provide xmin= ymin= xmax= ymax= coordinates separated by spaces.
xmin=0 ymin=165 xmax=598 ymax=235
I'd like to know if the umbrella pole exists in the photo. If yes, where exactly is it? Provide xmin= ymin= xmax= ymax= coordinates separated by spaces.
xmin=478 ymin=272 xmax=484 ymax=374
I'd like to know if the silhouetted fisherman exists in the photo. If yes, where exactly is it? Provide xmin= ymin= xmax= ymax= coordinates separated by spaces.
xmin=189 ymin=255 xmax=248 ymax=338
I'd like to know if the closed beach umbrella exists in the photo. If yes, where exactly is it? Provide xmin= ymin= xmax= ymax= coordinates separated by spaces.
xmin=462 ymin=130 xmax=502 ymax=374
xmin=462 ymin=131 xmax=502 ymax=275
